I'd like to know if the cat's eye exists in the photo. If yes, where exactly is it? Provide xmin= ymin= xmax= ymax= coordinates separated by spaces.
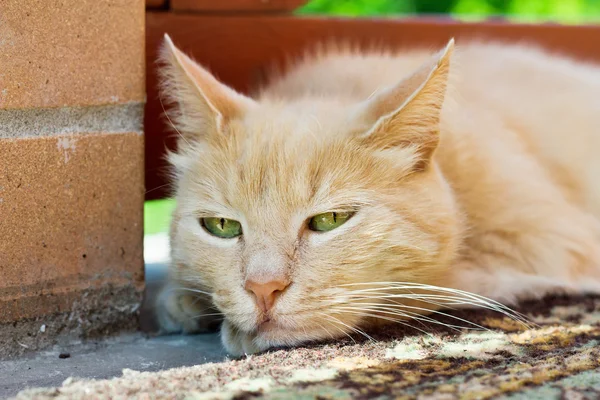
xmin=201 ymin=217 xmax=242 ymax=238
xmin=308 ymin=211 xmax=354 ymax=232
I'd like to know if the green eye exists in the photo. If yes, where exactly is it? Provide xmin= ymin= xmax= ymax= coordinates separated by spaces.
xmin=201 ymin=217 xmax=242 ymax=238
xmin=308 ymin=211 xmax=353 ymax=232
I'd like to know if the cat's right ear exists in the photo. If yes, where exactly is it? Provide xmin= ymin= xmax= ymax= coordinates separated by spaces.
xmin=159 ymin=34 xmax=257 ymax=144
xmin=350 ymin=39 xmax=454 ymax=171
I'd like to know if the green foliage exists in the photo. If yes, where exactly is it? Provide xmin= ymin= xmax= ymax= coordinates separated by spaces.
xmin=144 ymin=199 xmax=176 ymax=235
xmin=297 ymin=0 xmax=600 ymax=23
xmin=298 ymin=0 xmax=416 ymax=16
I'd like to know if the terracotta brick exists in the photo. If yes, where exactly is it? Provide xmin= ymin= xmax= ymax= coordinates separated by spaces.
xmin=0 ymin=0 xmax=145 ymax=110
xmin=0 ymin=132 xmax=144 ymax=323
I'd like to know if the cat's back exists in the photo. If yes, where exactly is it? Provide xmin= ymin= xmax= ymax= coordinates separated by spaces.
xmin=262 ymin=42 xmax=600 ymax=128
xmin=263 ymin=41 xmax=600 ymax=106
xmin=446 ymin=43 xmax=600 ymax=216
xmin=261 ymin=42 xmax=600 ymax=216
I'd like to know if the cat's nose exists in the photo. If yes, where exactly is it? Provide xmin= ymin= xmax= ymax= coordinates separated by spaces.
xmin=245 ymin=279 xmax=290 ymax=314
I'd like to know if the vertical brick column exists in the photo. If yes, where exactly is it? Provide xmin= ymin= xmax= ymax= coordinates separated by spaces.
xmin=0 ymin=1 xmax=145 ymax=357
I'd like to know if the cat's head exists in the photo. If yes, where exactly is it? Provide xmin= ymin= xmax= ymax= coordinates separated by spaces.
xmin=160 ymin=35 xmax=462 ymax=353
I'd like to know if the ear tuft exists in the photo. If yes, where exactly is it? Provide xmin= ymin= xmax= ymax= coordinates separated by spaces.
xmin=353 ymin=39 xmax=455 ymax=171
xmin=158 ymin=34 xmax=256 ymax=145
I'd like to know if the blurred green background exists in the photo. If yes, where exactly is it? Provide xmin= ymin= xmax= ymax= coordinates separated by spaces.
xmin=298 ymin=0 xmax=600 ymax=23
xmin=145 ymin=0 xmax=600 ymax=236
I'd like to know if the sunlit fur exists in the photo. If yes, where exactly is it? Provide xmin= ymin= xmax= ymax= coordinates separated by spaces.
xmin=156 ymin=35 xmax=600 ymax=356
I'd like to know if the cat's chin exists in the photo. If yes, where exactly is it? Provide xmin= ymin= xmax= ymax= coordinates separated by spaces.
xmin=221 ymin=318 xmax=333 ymax=357
xmin=255 ymin=319 xmax=278 ymax=334
xmin=221 ymin=319 xmax=282 ymax=356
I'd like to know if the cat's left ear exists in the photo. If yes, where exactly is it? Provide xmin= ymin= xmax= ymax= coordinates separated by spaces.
xmin=159 ymin=34 xmax=257 ymax=143
xmin=352 ymin=39 xmax=454 ymax=170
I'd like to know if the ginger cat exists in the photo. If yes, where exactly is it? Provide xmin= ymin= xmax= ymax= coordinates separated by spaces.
xmin=155 ymin=34 xmax=600 ymax=356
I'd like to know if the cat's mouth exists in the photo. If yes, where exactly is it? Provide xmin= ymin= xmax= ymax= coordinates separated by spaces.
xmin=252 ymin=313 xmax=330 ymax=339
xmin=253 ymin=319 xmax=312 ymax=343
xmin=252 ymin=314 xmax=299 ymax=336
xmin=256 ymin=319 xmax=277 ymax=333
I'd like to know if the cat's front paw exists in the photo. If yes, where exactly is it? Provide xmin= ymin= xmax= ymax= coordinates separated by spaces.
xmin=155 ymin=283 xmax=221 ymax=334
xmin=220 ymin=319 xmax=270 ymax=356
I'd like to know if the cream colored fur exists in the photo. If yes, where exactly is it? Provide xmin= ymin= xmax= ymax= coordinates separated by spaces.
xmin=156 ymin=34 xmax=600 ymax=356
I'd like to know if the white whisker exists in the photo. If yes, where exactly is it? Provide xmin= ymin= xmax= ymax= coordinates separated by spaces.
xmin=159 ymin=94 xmax=192 ymax=148
xmin=335 ymin=309 xmax=434 ymax=337
xmin=167 ymin=287 xmax=213 ymax=297
xmin=331 ymin=304 xmax=479 ymax=332
xmin=322 ymin=314 xmax=375 ymax=342
xmin=315 ymin=321 xmax=336 ymax=341
xmin=316 ymin=312 xmax=357 ymax=344
xmin=191 ymin=312 xmax=224 ymax=319
xmin=335 ymin=282 xmax=531 ymax=327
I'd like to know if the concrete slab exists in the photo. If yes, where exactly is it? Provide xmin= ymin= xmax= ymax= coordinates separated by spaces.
xmin=1 ymin=255 xmax=229 ymax=399
xmin=0 ymin=331 xmax=228 ymax=399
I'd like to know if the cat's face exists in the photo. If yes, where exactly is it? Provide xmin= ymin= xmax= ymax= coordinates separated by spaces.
xmin=161 ymin=35 xmax=461 ymax=350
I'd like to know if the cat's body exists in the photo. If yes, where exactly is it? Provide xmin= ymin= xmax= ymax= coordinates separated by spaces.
xmin=261 ymin=42 xmax=600 ymax=300
xmin=157 ymin=36 xmax=600 ymax=356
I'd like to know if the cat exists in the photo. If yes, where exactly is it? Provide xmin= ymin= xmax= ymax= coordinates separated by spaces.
xmin=155 ymin=33 xmax=600 ymax=356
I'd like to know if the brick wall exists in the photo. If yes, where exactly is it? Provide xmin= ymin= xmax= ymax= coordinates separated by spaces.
xmin=0 ymin=0 xmax=145 ymax=357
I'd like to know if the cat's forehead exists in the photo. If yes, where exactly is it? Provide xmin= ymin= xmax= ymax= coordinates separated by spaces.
xmin=221 ymin=99 xmax=365 ymax=178
xmin=186 ymin=103 xmax=372 ymax=218
xmin=180 ymin=99 xmax=400 ymax=220
xmin=240 ymin=99 xmax=354 ymax=143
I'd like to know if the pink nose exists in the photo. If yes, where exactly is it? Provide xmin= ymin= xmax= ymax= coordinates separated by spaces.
xmin=245 ymin=279 xmax=290 ymax=313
